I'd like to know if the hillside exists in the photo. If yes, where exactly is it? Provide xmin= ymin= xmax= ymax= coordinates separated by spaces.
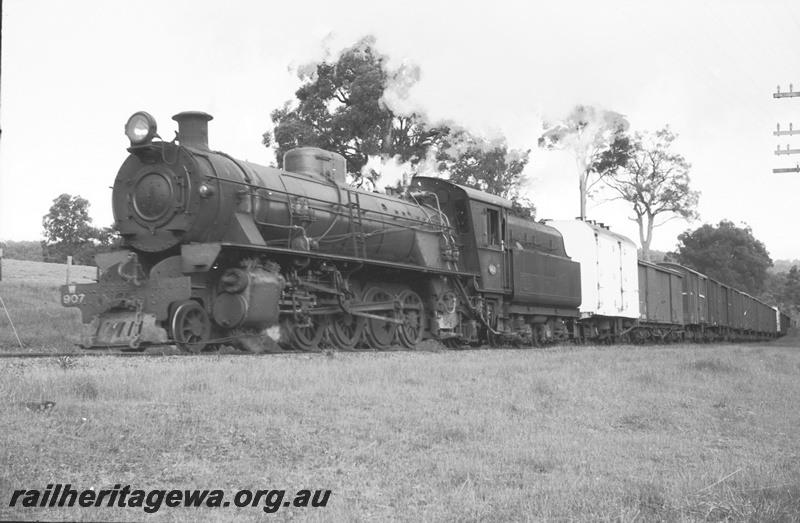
xmin=772 ymin=259 xmax=800 ymax=273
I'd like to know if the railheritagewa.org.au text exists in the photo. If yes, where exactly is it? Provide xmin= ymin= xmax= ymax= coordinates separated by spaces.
xmin=9 ymin=484 xmax=331 ymax=514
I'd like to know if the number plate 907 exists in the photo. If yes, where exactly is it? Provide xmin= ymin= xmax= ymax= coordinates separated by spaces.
xmin=61 ymin=292 xmax=86 ymax=305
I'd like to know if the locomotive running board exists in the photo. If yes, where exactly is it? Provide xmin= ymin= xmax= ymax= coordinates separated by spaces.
xmin=217 ymin=242 xmax=476 ymax=278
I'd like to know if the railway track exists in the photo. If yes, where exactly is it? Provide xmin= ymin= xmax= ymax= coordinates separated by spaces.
xmin=0 ymin=349 xmax=268 ymax=359
xmin=0 ymin=337 xmax=779 ymax=360
xmin=0 ymin=340 xmax=456 ymax=359
xmin=0 ymin=346 xmax=327 ymax=359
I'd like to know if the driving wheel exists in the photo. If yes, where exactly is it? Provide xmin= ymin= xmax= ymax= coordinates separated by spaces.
xmin=287 ymin=315 xmax=326 ymax=351
xmin=170 ymin=300 xmax=211 ymax=353
xmin=363 ymin=286 xmax=398 ymax=350
xmin=397 ymin=290 xmax=424 ymax=348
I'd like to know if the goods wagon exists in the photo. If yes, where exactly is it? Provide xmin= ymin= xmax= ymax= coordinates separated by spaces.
xmin=729 ymin=289 xmax=744 ymax=331
xmin=636 ymin=261 xmax=683 ymax=341
xmin=661 ymin=263 xmax=783 ymax=341
xmin=706 ymin=279 xmax=730 ymax=331
xmin=750 ymin=296 xmax=777 ymax=337
xmin=547 ymin=219 xmax=638 ymax=341
xmin=779 ymin=310 xmax=793 ymax=335
xmin=742 ymin=294 xmax=757 ymax=333
xmin=659 ymin=263 xmax=709 ymax=340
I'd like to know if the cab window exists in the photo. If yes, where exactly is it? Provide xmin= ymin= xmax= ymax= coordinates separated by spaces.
xmin=487 ymin=208 xmax=500 ymax=246
xmin=454 ymin=199 xmax=470 ymax=233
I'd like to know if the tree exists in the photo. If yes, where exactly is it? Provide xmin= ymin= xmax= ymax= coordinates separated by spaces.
xmin=601 ymin=126 xmax=700 ymax=261
xmin=761 ymin=260 xmax=800 ymax=318
xmin=762 ymin=265 xmax=800 ymax=317
xmin=780 ymin=266 xmax=800 ymax=316
xmin=435 ymin=130 xmax=535 ymax=217
xmin=41 ymin=194 xmax=114 ymax=265
xmin=264 ymin=36 xmax=532 ymax=212
xmin=538 ymin=105 xmax=630 ymax=219
xmin=265 ymin=36 xmax=449 ymax=176
xmin=671 ymin=220 xmax=772 ymax=295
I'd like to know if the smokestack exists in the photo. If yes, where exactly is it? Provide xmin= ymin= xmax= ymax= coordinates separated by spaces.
xmin=172 ymin=111 xmax=213 ymax=150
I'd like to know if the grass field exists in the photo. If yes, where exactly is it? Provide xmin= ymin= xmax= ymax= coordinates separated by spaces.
xmin=1 ymin=259 xmax=799 ymax=521
xmin=0 ymin=259 xmax=97 ymax=351
xmin=1 ymin=344 xmax=799 ymax=521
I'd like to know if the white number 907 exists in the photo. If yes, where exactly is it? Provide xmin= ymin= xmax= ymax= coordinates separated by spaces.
xmin=62 ymin=293 xmax=86 ymax=305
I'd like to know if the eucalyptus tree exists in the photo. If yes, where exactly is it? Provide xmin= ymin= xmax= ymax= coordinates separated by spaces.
xmin=538 ymin=105 xmax=630 ymax=219
xmin=602 ymin=126 xmax=699 ymax=261
xmin=266 ymin=36 xmax=532 ymax=212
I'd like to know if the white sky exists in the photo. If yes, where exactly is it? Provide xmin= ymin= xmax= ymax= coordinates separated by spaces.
xmin=2 ymin=0 xmax=800 ymax=260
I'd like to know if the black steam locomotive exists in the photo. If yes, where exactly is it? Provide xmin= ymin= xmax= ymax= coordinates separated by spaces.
xmin=60 ymin=111 xmax=790 ymax=351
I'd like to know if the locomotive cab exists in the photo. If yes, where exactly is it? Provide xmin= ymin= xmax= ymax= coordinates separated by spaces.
xmin=412 ymin=177 xmax=581 ymax=344
xmin=410 ymin=177 xmax=509 ymax=291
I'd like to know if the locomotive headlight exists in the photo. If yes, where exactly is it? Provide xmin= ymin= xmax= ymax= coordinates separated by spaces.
xmin=199 ymin=182 xmax=216 ymax=198
xmin=125 ymin=111 xmax=158 ymax=145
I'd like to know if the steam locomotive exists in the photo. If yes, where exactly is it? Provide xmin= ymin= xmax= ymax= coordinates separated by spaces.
xmin=60 ymin=111 xmax=790 ymax=351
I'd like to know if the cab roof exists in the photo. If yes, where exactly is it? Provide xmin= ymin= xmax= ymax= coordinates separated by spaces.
xmin=413 ymin=177 xmax=512 ymax=208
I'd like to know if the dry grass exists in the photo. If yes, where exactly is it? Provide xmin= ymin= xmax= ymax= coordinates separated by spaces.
xmin=0 ymin=259 xmax=96 ymax=351
xmin=2 ymin=259 xmax=799 ymax=520
xmin=1 ymin=341 xmax=799 ymax=521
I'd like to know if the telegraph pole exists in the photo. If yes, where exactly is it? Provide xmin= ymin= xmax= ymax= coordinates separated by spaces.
xmin=774 ymin=83 xmax=800 ymax=173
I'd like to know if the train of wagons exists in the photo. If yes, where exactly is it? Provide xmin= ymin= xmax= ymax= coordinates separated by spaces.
xmin=60 ymin=111 xmax=792 ymax=352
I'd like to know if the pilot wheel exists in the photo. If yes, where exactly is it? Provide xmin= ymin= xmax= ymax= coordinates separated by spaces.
xmin=170 ymin=300 xmax=211 ymax=353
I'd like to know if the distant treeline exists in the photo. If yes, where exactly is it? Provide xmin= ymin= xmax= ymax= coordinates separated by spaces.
xmin=0 ymin=240 xmax=44 ymax=262
xmin=772 ymin=259 xmax=800 ymax=274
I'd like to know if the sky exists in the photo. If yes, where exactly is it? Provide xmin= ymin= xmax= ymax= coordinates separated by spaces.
xmin=2 ymin=0 xmax=800 ymax=260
